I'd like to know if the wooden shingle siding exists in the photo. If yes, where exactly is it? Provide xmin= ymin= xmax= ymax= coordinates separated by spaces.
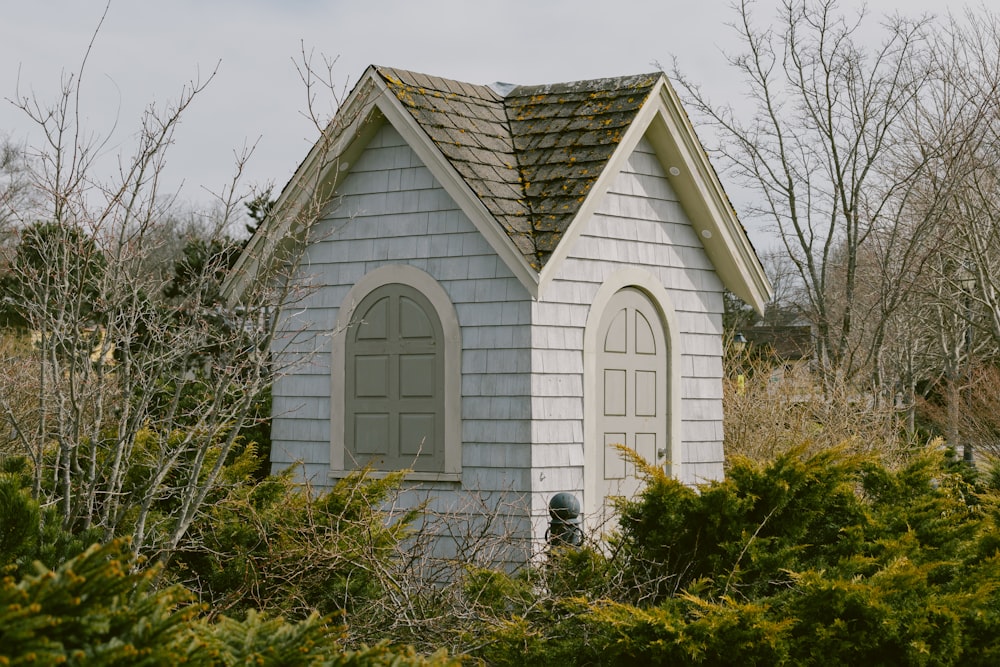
xmin=683 ymin=420 xmax=723 ymax=443
xmin=271 ymin=394 xmax=327 ymax=420
xmin=530 ymin=135 xmax=726 ymax=526
xmin=683 ymin=377 xmax=724 ymax=400
xmin=271 ymin=123 xmax=532 ymax=507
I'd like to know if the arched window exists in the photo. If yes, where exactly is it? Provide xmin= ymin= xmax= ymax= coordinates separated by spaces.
xmin=331 ymin=265 xmax=461 ymax=481
xmin=345 ymin=284 xmax=444 ymax=472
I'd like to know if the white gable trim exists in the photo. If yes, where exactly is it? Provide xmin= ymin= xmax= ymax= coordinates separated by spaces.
xmin=537 ymin=85 xmax=663 ymax=298
xmin=582 ymin=268 xmax=683 ymax=519
xmin=537 ymin=77 xmax=771 ymax=313
xmin=645 ymin=81 xmax=771 ymax=312
xmin=227 ymin=68 xmax=769 ymax=312
xmin=224 ymin=74 xmax=383 ymax=303
xmin=370 ymin=77 xmax=540 ymax=300
xmin=224 ymin=67 xmax=540 ymax=303
xmin=330 ymin=264 xmax=462 ymax=481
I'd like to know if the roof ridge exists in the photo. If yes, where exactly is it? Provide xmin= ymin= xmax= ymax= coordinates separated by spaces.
xmin=492 ymin=88 xmax=534 ymax=266
xmin=499 ymin=93 xmax=540 ymax=267
xmin=505 ymin=71 xmax=664 ymax=97
xmin=374 ymin=65 xmax=503 ymax=102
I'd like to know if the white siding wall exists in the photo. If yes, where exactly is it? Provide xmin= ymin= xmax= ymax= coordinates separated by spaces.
xmin=530 ymin=135 xmax=726 ymax=532
xmin=272 ymin=124 xmax=727 ymax=551
xmin=271 ymin=124 xmax=533 ymax=521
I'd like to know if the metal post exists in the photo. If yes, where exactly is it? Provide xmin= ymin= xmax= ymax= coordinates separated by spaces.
xmin=547 ymin=492 xmax=583 ymax=548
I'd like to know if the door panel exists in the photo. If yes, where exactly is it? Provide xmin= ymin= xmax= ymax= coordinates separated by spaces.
xmin=356 ymin=297 xmax=388 ymax=339
xmin=355 ymin=414 xmax=389 ymax=455
xmin=355 ymin=355 xmax=389 ymax=397
xmin=604 ymin=432 xmax=627 ymax=479
xmin=400 ymin=296 xmax=433 ymax=338
xmin=604 ymin=309 xmax=627 ymax=353
xmin=635 ymin=310 xmax=656 ymax=355
xmin=595 ymin=288 xmax=667 ymax=517
xmin=635 ymin=432 xmax=657 ymax=470
xmin=399 ymin=413 xmax=435 ymax=455
xmin=604 ymin=369 xmax=627 ymax=415
xmin=635 ymin=370 xmax=656 ymax=416
xmin=400 ymin=354 xmax=435 ymax=397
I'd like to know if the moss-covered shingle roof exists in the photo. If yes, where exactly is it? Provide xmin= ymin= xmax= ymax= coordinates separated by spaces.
xmin=376 ymin=67 xmax=659 ymax=270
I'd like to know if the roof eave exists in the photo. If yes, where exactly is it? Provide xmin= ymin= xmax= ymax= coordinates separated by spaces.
xmin=222 ymin=66 xmax=385 ymax=304
xmin=538 ymin=75 xmax=772 ymax=313
xmin=646 ymin=78 xmax=772 ymax=313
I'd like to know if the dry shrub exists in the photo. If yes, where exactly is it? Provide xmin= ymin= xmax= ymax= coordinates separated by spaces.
xmin=724 ymin=355 xmax=917 ymax=465
xmin=0 ymin=332 xmax=47 ymax=464
xmin=918 ymin=364 xmax=1000 ymax=464
xmin=174 ymin=465 xmax=535 ymax=657
xmin=346 ymin=483 xmax=534 ymax=655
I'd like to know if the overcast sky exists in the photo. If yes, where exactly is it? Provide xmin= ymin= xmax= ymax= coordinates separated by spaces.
xmin=2 ymin=0 xmax=950 ymax=245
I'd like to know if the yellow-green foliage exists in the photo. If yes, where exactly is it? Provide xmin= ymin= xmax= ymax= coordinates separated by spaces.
xmin=0 ymin=540 xmax=462 ymax=666
xmin=194 ymin=609 xmax=460 ymax=666
xmin=476 ymin=447 xmax=1000 ymax=665
xmin=0 ymin=540 xmax=196 ymax=665
xmin=173 ymin=466 xmax=419 ymax=621
xmin=0 ymin=474 xmax=38 ymax=573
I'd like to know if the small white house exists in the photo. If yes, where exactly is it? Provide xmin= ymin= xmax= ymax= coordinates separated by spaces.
xmin=227 ymin=66 xmax=771 ymax=550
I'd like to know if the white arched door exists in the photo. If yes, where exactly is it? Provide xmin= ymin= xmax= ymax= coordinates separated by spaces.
xmin=593 ymin=287 xmax=668 ymax=518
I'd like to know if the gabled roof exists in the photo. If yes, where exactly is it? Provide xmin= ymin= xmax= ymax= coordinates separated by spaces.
xmin=746 ymin=326 xmax=813 ymax=361
xmin=225 ymin=66 xmax=772 ymax=312
xmin=377 ymin=67 xmax=658 ymax=269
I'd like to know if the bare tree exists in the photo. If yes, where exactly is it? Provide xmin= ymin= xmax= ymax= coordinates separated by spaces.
xmin=0 ymin=18 xmax=332 ymax=562
xmin=930 ymin=11 xmax=1000 ymax=351
xmin=880 ymin=9 xmax=1000 ymax=453
xmin=674 ymin=0 xmax=938 ymax=389
xmin=0 ymin=134 xmax=39 ymax=238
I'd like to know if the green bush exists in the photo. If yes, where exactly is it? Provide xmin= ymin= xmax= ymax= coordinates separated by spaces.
xmin=0 ymin=539 xmax=461 ymax=666
xmin=0 ymin=540 xmax=196 ymax=665
xmin=474 ymin=446 xmax=1000 ymax=665
xmin=171 ymin=467 xmax=419 ymax=621
xmin=615 ymin=446 xmax=870 ymax=603
xmin=0 ymin=467 xmax=103 ymax=577
xmin=0 ymin=473 xmax=38 ymax=572
xmin=193 ymin=609 xmax=459 ymax=666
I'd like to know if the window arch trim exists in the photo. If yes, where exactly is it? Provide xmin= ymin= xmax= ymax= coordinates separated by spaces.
xmin=331 ymin=265 xmax=462 ymax=481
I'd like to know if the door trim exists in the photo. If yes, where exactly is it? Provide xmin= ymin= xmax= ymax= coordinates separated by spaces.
xmin=583 ymin=268 xmax=682 ymax=519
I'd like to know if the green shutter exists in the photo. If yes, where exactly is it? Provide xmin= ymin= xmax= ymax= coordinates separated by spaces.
xmin=345 ymin=284 xmax=445 ymax=472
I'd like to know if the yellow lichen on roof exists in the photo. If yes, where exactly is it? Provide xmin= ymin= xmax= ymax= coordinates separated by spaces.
xmin=374 ymin=66 xmax=660 ymax=270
